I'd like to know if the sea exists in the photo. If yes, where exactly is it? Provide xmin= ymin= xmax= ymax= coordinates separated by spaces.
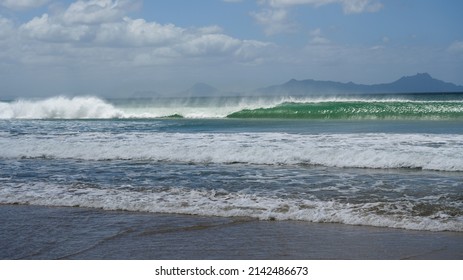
xmin=1 ymin=93 xmax=463 ymax=236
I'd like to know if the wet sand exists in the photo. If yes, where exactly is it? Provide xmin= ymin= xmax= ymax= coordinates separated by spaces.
xmin=1 ymin=204 xmax=462 ymax=259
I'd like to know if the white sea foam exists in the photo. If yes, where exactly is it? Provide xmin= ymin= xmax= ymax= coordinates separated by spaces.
xmin=0 ymin=96 xmax=124 ymax=119
xmin=0 ymin=96 xmax=284 ymax=119
xmin=1 ymin=131 xmax=463 ymax=171
xmin=1 ymin=183 xmax=461 ymax=232
xmin=0 ymin=96 xmax=281 ymax=119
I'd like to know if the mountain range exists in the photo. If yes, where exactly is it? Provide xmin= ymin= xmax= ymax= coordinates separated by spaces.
xmin=130 ymin=73 xmax=463 ymax=98
xmin=256 ymin=73 xmax=463 ymax=95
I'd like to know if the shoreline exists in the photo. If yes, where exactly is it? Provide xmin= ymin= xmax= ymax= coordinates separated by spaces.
xmin=1 ymin=204 xmax=462 ymax=260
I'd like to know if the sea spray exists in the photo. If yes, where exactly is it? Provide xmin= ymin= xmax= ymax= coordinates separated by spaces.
xmin=2 ymin=94 xmax=463 ymax=120
xmin=0 ymin=96 xmax=123 ymax=119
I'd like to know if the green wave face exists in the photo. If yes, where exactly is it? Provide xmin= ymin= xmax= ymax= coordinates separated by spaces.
xmin=227 ymin=101 xmax=463 ymax=120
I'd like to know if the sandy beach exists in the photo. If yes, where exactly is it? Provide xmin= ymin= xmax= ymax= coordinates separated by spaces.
xmin=1 ymin=204 xmax=462 ymax=260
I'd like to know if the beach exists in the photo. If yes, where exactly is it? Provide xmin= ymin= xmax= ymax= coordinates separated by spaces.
xmin=1 ymin=0 xmax=463 ymax=269
xmin=1 ymin=204 xmax=462 ymax=260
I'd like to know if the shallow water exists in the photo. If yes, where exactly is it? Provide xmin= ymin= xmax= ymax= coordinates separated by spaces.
xmin=1 ymin=205 xmax=462 ymax=259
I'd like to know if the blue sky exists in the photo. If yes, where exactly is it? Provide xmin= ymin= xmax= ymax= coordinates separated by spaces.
xmin=0 ymin=0 xmax=462 ymax=97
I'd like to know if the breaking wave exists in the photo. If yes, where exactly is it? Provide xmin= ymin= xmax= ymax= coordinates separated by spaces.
xmin=2 ymin=183 xmax=462 ymax=232
xmin=227 ymin=101 xmax=463 ymax=120
xmin=0 ymin=96 xmax=124 ymax=119
xmin=1 ymin=131 xmax=463 ymax=171
xmin=1 ymin=95 xmax=463 ymax=120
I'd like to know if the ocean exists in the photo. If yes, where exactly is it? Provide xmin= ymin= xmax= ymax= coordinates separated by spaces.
xmin=1 ymin=93 xmax=463 ymax=259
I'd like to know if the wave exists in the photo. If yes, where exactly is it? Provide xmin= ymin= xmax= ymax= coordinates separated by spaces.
xmin=0 ymin=96 xmax=124 ymax=119
xmin=1 ymin=95 xmax=463 ymax=120
xmin=1 ymin=183 xmax=462 ymax=232
xmin=2 ymin=132 xmax=463 ymax=171
xmin=0 ymin=96 xmax=290 ymax=119
xmin=227 ymin=101 xmax=463 ymax=120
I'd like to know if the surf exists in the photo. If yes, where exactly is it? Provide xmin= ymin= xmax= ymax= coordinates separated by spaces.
xmin=0 ymin=96 xmax=124 ymax=119
xmin=1 ymin=94 xmax=463 ymax=120
xmin=2 ymin=182 xmax=462 ymax=232
xmin=227 ymin=100 xmax=463 ymax=120
xmin=2 ymin=130 xmax=463 ymax=172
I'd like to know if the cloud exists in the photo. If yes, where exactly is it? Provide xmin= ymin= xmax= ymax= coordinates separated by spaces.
xmin=251 ymin=8 xmax=296 ymax=35
xmin=252 ymin=0 xmax=382 ymax=35
xmin=177 ymin=34 xmax=241 ymax=56
xmin=309 ymin=28 xmax=330 ymax=44
xmin=448 ymin=41 xmax=463 ymax=54
xmin=12 ymin=0 xmax=274 ymax=70
xmin=0 ymin=16 xmax=14 ymax=40
xmin=0 ymin=0 xmax=50 ymax=10
xmin=94 ymin=17 xmax=184 ymax=47
xmin=261 ymin=0 xmax=383 ymax=14
xmin=61 ymin=0 xmax=137 ymax=24
xmin=339 ymin=0 xmax=383 ymax=14
xmin=20 ymin=14 xmax=90 ymax=42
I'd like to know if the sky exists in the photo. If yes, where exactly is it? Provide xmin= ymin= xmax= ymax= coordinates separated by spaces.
xmin=0 ymin=0 xmax=462 ymax=97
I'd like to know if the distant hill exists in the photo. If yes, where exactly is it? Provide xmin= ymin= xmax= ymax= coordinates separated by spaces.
xmin=257 ymin=73 xmax=463 ymax=95
xmin=178 ymin=83 xmax=220 ymax=97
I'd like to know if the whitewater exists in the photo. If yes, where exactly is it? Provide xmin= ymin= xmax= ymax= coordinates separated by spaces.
xmin=1 ymin=93 xmax=463 ymax=232
xmin=1 ymin=130 xmax=463 ymax=171
xmin=1 ymin=95 xmax=463 ymax=119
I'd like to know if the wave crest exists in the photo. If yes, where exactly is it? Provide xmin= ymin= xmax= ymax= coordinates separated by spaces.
xmin=2 ymin=95 xmax=463 ymax=120
xmin=227 ymin=101 xmax=463 ymax=120
xmin=0 ymin=96 xmax=123 ymax=119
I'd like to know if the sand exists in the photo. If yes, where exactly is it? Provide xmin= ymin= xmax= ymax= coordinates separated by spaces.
xmin=1 ymin=204 xmax=462 ymax=260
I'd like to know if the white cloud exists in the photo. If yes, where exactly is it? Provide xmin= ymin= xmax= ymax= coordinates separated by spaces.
xmin=20 ymin=14 xmax=90 ymax=42
xmin=307 ymin=28 xmax=330 ymax=45
xmin=0 ymin=16 xmax=14 ymax=39
xmin=177 ymin=34 xmax=240 ymax=56
xmin=196 ymin=25 xmax=224 ymax=34
xmin=251 ymin=8 xmax=296 ymax=35
xmin=341 ymin=0 xmax=382 ymax=13
xmin=94 ymin=17 xmax=184 ymax=47
xmin=235 ymin=40 xmax=275 ymax=62
xmin=61 ymin=0 xmax=136 ymax=25
xmin=448 ymin=41 xmax=463 ymax=53
xmin=12 ymin=0 xmax=274 ymax=70
xmin=261 ymin=0 xmax=383 ymax=14
xmin=252 ymin=0 xmax=382 ymax=35
xmin=0 ymin=0 xmax=50 ymax=10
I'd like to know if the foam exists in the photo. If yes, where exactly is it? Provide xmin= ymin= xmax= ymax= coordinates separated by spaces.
xmin=0 ymin=96 xmax=123 ymax=119
xmin=1 ymin=131 xmax=462 ymax=171
xmin=2 ymin=95 xmax=462 ymax=119
xmin=0 ymin=96 xmax=287 ymax=119
xmin=1 ymin=183 xmax=461 ymax=232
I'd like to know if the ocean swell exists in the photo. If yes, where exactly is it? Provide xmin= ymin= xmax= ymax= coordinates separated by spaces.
xmin=2 ymin=95 xmax=463 ymax=120
xmin=227 ymin=101 xmax=463 ymax=120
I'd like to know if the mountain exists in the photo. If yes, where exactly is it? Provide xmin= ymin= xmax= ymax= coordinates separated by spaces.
xmin=257 ymin=73 xmax=463 ymax=95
